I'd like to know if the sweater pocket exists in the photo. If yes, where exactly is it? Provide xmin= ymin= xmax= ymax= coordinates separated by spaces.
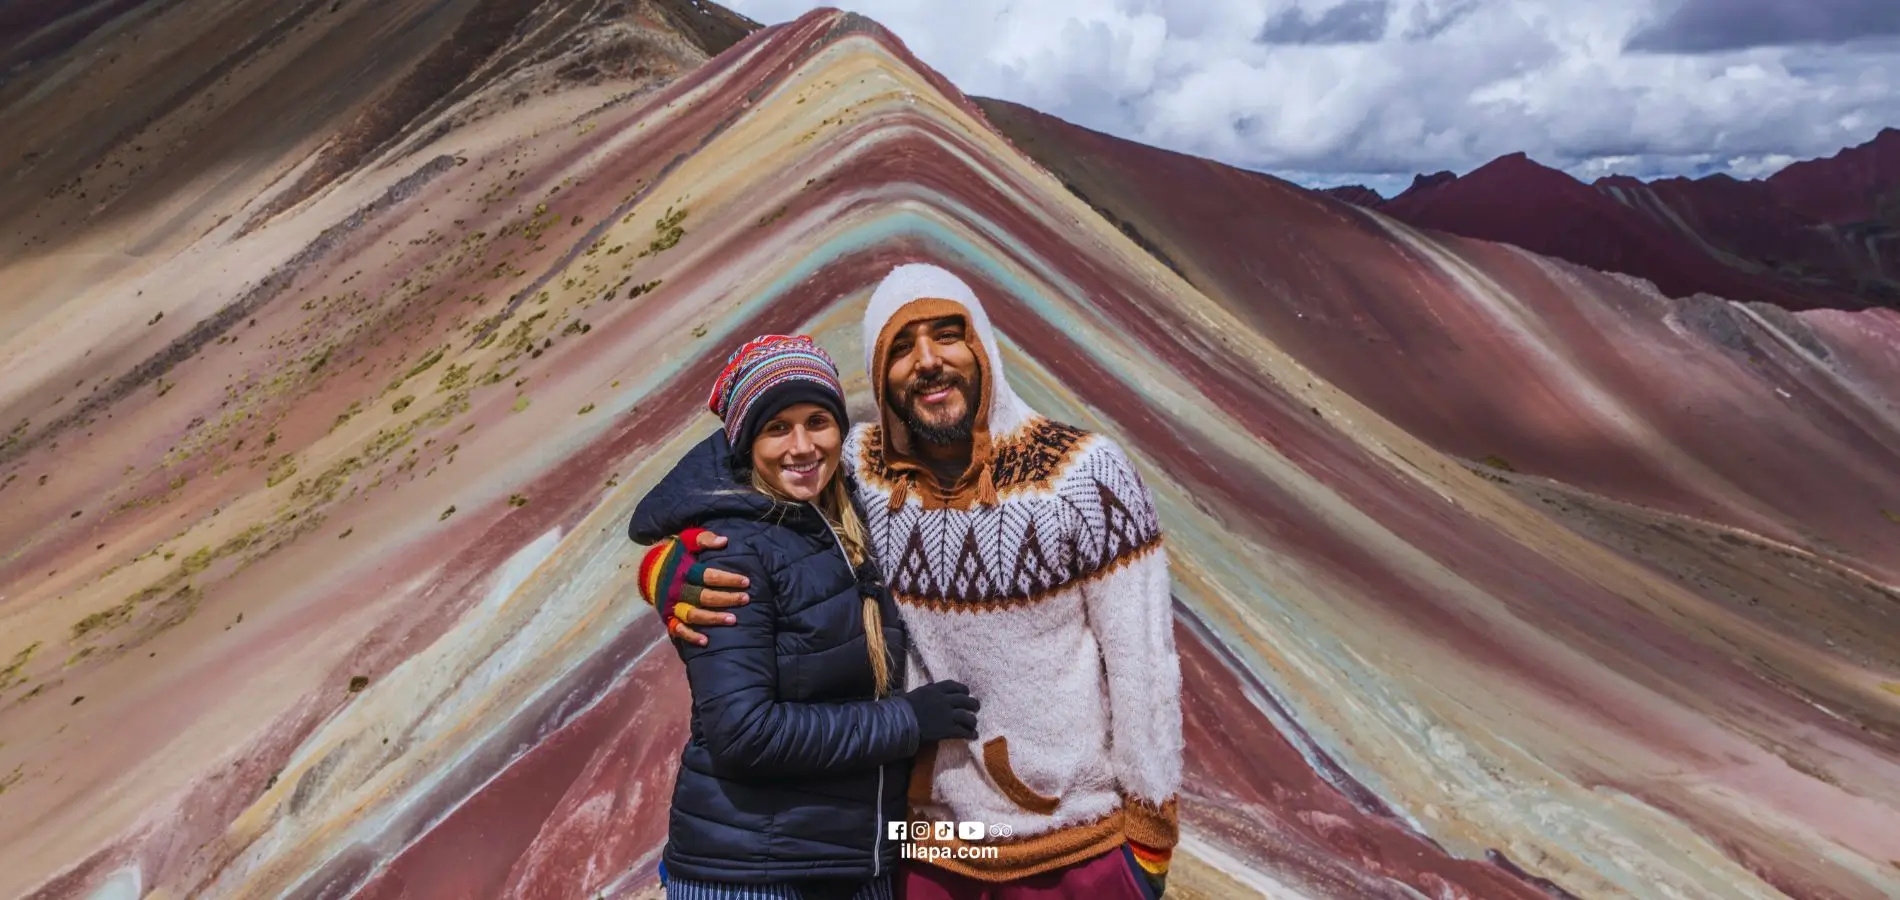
xmin=980 ymin=736 xmax=1060 ymax=814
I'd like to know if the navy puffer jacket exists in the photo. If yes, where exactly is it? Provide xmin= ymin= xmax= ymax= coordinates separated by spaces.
xmin=629 ymin=429 xmax=916 ymax=885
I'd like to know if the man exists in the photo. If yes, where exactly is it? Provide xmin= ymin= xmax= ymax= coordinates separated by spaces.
xmin=635 ymin=263 xmax=1183 ymax=899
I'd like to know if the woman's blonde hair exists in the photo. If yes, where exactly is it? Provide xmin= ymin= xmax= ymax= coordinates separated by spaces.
xmin=751 ymin=463 xmax=893 ymax=697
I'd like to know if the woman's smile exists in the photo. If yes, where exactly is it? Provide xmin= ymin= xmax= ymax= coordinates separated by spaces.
xmin=778 ymin=456 xmax=825 ymax=491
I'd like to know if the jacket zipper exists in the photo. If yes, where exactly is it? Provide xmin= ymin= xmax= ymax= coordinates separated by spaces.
xmin=813 ymin=502 xmax=884 ymax=876
xmin=873 ymin=765 xmax=886 ymax=876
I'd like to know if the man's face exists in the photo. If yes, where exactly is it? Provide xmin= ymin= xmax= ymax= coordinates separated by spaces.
xmin=883 ymin=315 xmax=981 ymax=446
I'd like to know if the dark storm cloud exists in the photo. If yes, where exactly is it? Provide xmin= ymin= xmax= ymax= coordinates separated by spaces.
xmin=1626 ymin=0 xmax=1900 ymax=53
xmin=1258 ymin=0 xmax=1392 ymax=44
xmin=1401 ymin=0 xmax=1481 ymax=40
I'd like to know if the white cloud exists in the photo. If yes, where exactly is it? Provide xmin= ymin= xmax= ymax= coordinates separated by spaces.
xmin=721 ymin=1 xmax=1900 ymax=193
xmin=1725 ymin=153 xmax=1800 ymax=179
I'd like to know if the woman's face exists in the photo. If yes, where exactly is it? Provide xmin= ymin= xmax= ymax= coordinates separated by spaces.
xmin=751 ymin=402 xmax=842 ymax=502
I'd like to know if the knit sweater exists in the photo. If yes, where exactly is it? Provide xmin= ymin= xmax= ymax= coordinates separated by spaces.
xmin=847 ymin=264 xmax=1184 ymax=881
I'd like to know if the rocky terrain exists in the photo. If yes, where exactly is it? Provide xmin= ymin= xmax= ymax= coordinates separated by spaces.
xmin=1 ymin=4 xmax=1897 ymax=899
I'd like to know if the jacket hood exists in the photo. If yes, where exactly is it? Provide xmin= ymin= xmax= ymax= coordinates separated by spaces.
xmin=861 ymin=263 xmax=1036 ymax=511
xmin=629 ymin=430 xmax=779 ymax=544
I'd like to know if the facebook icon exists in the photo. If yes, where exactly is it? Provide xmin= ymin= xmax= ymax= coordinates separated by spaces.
xmin=887 ymin=821 xmax=907 ymax=841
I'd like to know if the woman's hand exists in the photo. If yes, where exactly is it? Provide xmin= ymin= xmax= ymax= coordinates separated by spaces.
xmin=900 ymin=680 xmax=980 ymax=742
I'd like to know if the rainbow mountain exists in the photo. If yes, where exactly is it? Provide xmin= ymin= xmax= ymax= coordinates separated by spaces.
xmin=1 ymin=4 xmax=1898 ymax=898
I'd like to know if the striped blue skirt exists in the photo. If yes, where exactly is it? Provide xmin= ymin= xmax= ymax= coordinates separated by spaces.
xmin=662 ymin=875 xmax=895 ymax=900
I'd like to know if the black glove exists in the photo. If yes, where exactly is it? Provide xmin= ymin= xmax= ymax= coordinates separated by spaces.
xmin=901 ymin=680 xmax=979 ymax=742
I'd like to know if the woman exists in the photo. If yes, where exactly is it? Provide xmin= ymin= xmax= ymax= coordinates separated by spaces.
xmin=629 ymin=334 xmax=981 ymax=900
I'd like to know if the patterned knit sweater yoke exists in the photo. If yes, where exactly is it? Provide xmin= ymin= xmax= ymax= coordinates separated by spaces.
xmin=850 ymin=264 xmax=1184 ymax=882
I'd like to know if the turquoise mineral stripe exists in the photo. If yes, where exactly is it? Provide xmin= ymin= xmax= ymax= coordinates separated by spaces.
xmin=610 ymin=201 xmax=1170 ymax=414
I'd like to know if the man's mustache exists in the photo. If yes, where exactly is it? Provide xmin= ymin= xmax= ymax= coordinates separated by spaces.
xmin=903 ymin=373 xmax=967 ymax=403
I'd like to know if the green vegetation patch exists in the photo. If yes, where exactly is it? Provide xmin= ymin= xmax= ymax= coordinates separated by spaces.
xmin=294 ymin=456 xmax=364 ymax=503
xmin=437 ymin=364 xmax=471 ymax=391
xmin=331 ymin=400 xmax=364 ymax=432
xmin=638 ymin=205 xmax=689 ymax=257
xmin=0 ymin=642 xmax=40 ymax=692
xmin=266 ymin=455 xmax=299 ymax=487
xmin=180 ymin=546 xmax=215 ymax=576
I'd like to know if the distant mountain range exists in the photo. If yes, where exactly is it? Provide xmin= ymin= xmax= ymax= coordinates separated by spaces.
xmin=1324 ymin=128 xmax=1900 ymax=311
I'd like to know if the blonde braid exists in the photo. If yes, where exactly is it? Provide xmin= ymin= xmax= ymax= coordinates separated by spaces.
xmin=750 ymin=468 xmax=893 ymax=697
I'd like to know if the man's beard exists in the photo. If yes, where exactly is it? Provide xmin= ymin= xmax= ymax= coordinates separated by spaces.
xmin=892 ymin=374 xmax=978 ymax=446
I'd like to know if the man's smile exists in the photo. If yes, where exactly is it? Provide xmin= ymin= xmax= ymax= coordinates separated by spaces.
xmin=908 ymin=375 xmax=966 ymax=408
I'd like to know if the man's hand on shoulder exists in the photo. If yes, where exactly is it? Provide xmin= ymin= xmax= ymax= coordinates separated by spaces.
xmin=635 ymin=527 xmax=751 ymax=646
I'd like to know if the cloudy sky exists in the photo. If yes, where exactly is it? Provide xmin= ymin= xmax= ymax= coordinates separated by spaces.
xmin=719 ymin=0 xmax=1900 ymax=196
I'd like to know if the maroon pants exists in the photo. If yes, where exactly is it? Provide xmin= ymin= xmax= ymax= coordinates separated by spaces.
xmin=899 ymin=846 xmax=1156 ymax=900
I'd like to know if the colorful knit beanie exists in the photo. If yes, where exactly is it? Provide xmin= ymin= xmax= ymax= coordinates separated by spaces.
xmin=707 ymin=334 xmax=849 ymax=464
